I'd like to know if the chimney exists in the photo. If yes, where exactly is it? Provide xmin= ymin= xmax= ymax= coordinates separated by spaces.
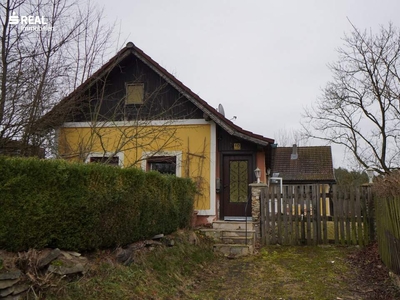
xmin=291 ymin=144 xmax=298 ymax=160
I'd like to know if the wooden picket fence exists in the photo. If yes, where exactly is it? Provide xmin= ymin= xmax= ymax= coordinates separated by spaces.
xmin=260 ymin=184 xmax=374 ymax=246
xmin=375 ymin=196 xmax=400 ymax=275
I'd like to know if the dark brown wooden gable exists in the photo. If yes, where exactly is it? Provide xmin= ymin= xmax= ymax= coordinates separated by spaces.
xmin=217 ymin=126 xmax=258 ymax=152
xmin=71 ymin=54 xmax=203 ymax=122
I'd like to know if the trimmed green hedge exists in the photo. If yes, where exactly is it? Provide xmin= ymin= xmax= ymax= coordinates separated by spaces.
xmin=0 ymin=156 xmax=195 ymax=252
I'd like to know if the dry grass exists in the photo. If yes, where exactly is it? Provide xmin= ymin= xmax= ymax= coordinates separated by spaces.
xmin=38 ymin=231 xmax=395 ymax=300
xmin=44 ymin=230 xmax=216 ymax=300
xmin=189 ymin=245 xmax=358 ymax=300
xmin=32 ymin=232 xmax=400 ymax=300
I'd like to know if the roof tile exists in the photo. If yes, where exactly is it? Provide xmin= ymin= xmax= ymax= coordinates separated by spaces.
xmin=271 ymin=146 xmax=335 ymax=183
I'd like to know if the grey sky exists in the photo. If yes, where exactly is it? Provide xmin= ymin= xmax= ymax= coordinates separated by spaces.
xmin=98 ymin=0 xmax=400 ymax=168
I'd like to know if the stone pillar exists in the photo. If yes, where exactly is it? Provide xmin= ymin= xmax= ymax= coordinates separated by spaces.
xmin=249 ymin=183 xmax=268 ymax=242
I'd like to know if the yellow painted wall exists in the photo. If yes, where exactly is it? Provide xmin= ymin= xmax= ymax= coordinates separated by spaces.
xmin=58 ymin=123 xmax=212 ymax=210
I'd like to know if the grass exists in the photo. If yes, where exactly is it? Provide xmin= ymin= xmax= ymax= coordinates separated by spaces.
xmin=258 ymin=246 xmax=350 ymax=299
xmin=42 ymin=231 xmax=369 ymax=300
xmin=44 ymin=230 xmax=216 ymax=300
xmin=190 ymin=245 xmax=357 ymax=300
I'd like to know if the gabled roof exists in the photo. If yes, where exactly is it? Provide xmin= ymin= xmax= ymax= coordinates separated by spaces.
xmin=38 ymin=42 xmax=273 ymax=147
xmin=0 ymin=138 xmax=45 ymax=158
xmin=271 ymin=145 xmax=335 ymax=183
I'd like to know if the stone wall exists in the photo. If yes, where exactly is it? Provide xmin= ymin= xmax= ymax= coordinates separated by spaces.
xmin=249 ymin=183 xmax=268 ymax=243
xmin=0 ymin=270 xmax=28 ymax=299
xmin=0 ymin=248 xmax=87 ymax=299
xmin=0 ymin=234 xmax=177 ymax=299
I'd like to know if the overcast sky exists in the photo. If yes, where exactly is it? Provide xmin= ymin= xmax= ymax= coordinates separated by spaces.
xmin=97 ymin=0 xmax=400 ymax=168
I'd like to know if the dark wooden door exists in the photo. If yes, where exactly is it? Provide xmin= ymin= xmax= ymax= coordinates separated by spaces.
xmin=222 ymin=155 xmax=253 ymax=219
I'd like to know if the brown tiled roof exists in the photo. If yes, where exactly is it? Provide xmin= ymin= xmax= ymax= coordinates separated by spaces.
xmin=0 ymin=138 xmax=45 ymax=158
xmin=271 ymin=146 xmax=335 ymax=183
xmin=37 ymin=43 xmax=273 ymax=147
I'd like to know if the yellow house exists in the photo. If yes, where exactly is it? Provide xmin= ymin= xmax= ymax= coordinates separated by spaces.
xmin=40 ymin=42 xmax=275 ymax=225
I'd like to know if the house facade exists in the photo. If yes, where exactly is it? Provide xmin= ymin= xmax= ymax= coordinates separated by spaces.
xmin=41 ymin=42 xmax=274 ymax=225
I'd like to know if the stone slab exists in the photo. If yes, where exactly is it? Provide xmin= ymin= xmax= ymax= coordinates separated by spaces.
xmin=48 ymin=263 xmax=84 ymax=275
xmin=0 ymin=270 xmax=21 ymax=280
xmin=38 ymin=248 xmax=61 ymax=268
xmin=12 ymin=284 xmax=29 ymax=295
xmin=213 ymin=244 xmax=253 ymax=257
xmin=0 ymin=286 xmax=14 ymax=297
xmin=212 ymin=221 xmax=256 ymax=231
xmin=0 ymin=278 xmax=19 ymax=290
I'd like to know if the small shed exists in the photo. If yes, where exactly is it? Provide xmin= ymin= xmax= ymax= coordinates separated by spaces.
xmin=270 ymin=144 xmax=335 ymax=185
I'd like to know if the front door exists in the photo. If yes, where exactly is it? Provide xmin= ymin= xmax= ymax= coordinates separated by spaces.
xmin=222 ymin=155 xmax=253 ymax=219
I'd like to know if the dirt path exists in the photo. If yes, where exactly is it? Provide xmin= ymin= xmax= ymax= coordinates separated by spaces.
xmin=187 ymin=244 xmax=400 ymax=300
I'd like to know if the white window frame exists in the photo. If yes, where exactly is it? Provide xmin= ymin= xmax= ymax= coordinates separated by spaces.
xmin=85 ymin=152 xmax=124 ymax=167
xmin=141 ymin=151 xmax=182 ymax=177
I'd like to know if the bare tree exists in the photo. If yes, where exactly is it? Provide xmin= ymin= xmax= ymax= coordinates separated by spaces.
xmin=274 ymin=128 xmax=306 ymax=147
xmin=302 ymin=23 xmax=400 ymax=174
xmin=0 ymin=0 xmax=114 ymax=155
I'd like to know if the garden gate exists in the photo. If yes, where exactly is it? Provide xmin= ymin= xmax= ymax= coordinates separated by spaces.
xmin=260 ymin=184 xmax=374 ymax=246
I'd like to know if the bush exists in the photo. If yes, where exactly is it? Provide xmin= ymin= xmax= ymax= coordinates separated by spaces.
xmin=0 ymin=156 xmax=195 ymax=251
xmin=372 ymin=170 xmax=400 ymax=198
xmin=372 ymin=171 xmax=400 ymax=275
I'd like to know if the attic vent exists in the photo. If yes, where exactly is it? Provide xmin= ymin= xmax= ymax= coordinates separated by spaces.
xmin=126 ymin=83 xmax=144 ymax=104
xmin=291 ymin=144 xmax=298 ymax=160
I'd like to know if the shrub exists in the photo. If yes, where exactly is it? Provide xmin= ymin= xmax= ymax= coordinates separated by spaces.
xmin=0 ymin=156 xmax=195 ymax=251
xmin=372 ymin=171 xmax=400 ymax=275
xmin=372 ymin=170 xmax=400 ymax=198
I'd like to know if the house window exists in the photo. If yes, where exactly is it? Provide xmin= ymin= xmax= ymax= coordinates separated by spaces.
xmin=229 ymin=160 xmax=248 ymax=202
xmin=89 ymin=156 xmax=120 ymax=166
xmin=125 ymin=83 xmax=144 ymax=104
xmin=141 ymin=151 xmax=182 ymax=177
xmin=85 ymin=152 xmax=124 ymax=167
xmin=147 ymin=156 xmax=176 ymax=175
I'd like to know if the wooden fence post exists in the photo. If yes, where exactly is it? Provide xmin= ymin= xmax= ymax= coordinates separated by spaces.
xmin=367 ymin=185 xmax=375 ymax=242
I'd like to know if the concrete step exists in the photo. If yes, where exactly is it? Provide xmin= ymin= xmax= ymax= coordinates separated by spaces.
xmin=200 ymin=221 xmax=257 ymax=256
xmin=212 ymin=220 xmax=256 ymax=231
xmin=199 ymin=228 xmax=221 ymax=241
xmin=221 ymin=229 xmax=256 ymax=238
xmin=220 ymin=235 xmax=254 ymax=245
xmin=213 ymin=243 xmax=254 ymax=257
xmin=199 ymin=228 xmax=255 ymax=240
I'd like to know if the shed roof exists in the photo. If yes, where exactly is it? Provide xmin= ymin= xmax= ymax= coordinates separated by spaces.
xmin=271 ymin=145 xmax=335 ymax=183
xmin=37 ymin=42 xmax=274 ymax=147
